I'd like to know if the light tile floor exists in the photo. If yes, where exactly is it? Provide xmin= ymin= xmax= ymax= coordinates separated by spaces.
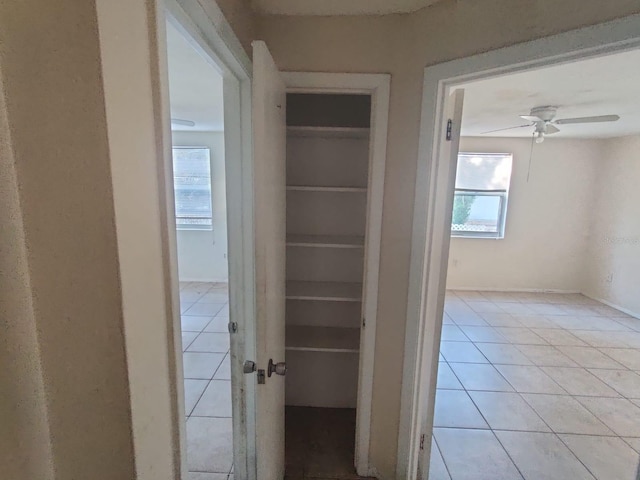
xmin=431 ymin=290 xmax=640 ymax=480
xmin=180 ymin=281 xmax=234 ymax=480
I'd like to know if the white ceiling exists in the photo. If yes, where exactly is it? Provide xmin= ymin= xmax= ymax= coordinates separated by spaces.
xmin=166 ymin=21 xmax=224 ymax=132
xmin=252 ymin=0 xmax=440 ymax=15
xmin=460 ymin=48 xmax=640 ymax=139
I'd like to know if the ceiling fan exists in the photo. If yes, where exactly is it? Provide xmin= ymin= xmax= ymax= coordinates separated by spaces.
xmin=482 ymin=106 xmax=620 ymax=143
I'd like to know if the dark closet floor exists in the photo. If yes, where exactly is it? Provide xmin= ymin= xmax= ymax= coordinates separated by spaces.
xmin=285 ymin=406 xmax=375 ymax=480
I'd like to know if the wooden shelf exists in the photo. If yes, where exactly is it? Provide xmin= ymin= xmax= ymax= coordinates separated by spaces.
xmin=286 ymin=326 xmax=360 ymax=353
xmin=287 ymin=126 xmax=370 ymax=139
xmin=286 ymin=234 xmax=365 ymax=249
xmin=286 ymin=185 xmax=367 ymax=193
xmin=286 ymin=281 xmax=362 ymax=302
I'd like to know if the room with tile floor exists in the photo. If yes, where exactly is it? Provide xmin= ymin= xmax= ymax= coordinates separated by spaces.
xmin=180 ymin=281 xmax=234 ymax=480
xmin=430 ymin=290 xmax=640 ymax=480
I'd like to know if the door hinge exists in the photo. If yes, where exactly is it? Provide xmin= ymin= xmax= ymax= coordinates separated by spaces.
xmin=419 ymin=434 xmax=425 ymax=450
xmin=446 ymin=119 xmax=453 ymax=141
xmin=362 ymin=317 xmax=366 ymax=328
xmin=228 ymin=321 xmax=238 ymax=334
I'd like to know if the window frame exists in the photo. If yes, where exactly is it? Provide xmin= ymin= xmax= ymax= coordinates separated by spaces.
xmin=172 ymin=145 xmax=214 ymax=231
xmin=451 ymin=152 xmax=512 ymax=240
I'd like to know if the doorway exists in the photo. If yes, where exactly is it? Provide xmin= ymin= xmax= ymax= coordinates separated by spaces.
xmin=161 ymin=2 xmax=255 ymax=479
xmin=165 ymin=19 xmax=234 ymax=476
xmin=282 ymin=74 xmax=389 ymax=479
xmin=398 ymin=13 xmax=640 ymax=480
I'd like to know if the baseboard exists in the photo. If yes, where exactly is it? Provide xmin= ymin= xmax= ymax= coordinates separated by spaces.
xmin=582 ymin=294 xmax=640 ymax=320
xmin=447 ymin=286 xmax=581 ymax=294
xmin=447 ymin=287 xmax=640 ymax=320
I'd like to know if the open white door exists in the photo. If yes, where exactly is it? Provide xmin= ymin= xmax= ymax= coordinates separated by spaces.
xmin=251 ymin=40 xmax=287 ymax=480
xmin=416 ymin=88 xmax=464 ymax=480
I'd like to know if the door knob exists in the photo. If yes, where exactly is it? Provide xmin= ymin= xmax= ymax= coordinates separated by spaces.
xmin=243 ymin=360 xmax=256 ymax=374
xmin=268 ymin=358 xmax=286 ymax=377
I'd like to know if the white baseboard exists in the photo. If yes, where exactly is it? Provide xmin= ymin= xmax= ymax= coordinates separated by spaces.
xmin=583 ymin=294 xmax=640 ymax=320
xmin=447 ymin=287 xmax=640 ymax=320
xmin=447 ymin=286 xmax=581 ymax=294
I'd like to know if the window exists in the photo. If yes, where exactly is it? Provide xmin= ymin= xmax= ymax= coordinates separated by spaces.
xmin=172 ymin=147 xmax=213 ymax=230
xmin=451 ymin=153 xmax=513 ymax=239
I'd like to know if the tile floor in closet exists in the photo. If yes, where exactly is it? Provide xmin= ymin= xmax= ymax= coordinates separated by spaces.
xmin=180 ymin=281 xmax=233 ymax=480
xmin=430 ymin=290 xmax=640 ymax=480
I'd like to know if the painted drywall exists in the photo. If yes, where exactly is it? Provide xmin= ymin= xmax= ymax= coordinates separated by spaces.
xmin=254 ymin=3 xmax=640 ymax=477
xmin=0 ymin=63 xmax=54 ymax=480
xmin=172 ymin=131 xmax=229 ymax=282
xmin=584 ymin=135 xmax=640 ymax=316
xmin=215 ymin=0 xmax=255 ymax=54
xmin=446 ymin=137 xmax=601 ymax=292
xmin=0 ymin=1 xmax=136 ymax=478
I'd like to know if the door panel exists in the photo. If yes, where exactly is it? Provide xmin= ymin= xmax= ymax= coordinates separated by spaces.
xmin=252 ymin=40 xmax=287 ymax=480
xmin=418 ymin=88 xmax=464 ymax=480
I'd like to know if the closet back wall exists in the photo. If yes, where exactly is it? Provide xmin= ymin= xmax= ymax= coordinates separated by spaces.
xmin=172 ymin=130 xmax=228 ymax=282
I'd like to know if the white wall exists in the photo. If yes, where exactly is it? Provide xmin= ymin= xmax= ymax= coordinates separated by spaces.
xmin=584 ymin=135 xmax=640 ymax=316
xmin=446 ymin=137 xmax=601 ymax=292
xmin=172 ymin=131 xmax=228 ymax=282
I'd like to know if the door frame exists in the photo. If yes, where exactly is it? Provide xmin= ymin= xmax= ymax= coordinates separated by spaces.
xmin=161 ymin=1 xmax=257 ymax=479
xmin=281 ymin=72 xmax=390 ymax=477
xmin=397 ymin=13 xmax=640 ymax=480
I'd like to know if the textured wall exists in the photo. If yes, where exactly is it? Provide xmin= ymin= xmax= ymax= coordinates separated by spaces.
xmin=584 ymin=135 xmax=640 ymax=316
xmin=0 ymin=1 xmax=135 ymax=478
xmin=447 ymin=137 xmax=601 ymax=293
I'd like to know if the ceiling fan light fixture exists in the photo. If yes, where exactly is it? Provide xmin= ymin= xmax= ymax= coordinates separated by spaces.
xmin=534 ymin=131 xmax=545 ymax=144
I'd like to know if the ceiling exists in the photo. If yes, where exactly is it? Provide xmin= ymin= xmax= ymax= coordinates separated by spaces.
xmin=460 ymin=48 xmax=640 ymax=139
xmin=166 ymin=21 xmax=224 ymax=132
xmin=252 ymin=0 xmax=440 ymax=15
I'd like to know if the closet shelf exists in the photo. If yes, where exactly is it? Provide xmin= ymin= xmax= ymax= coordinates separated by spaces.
xmin=286 ymin=185 xmax=367 ymax=193
xmin=286 ymin=326 xmax=360 ymax=353
xmin=287 ymin=126 xmax=370 ymax=139
xmin=286 ymin=281 xmax=363 ymax=302
xmin=286 ymin=234 xmax=365 ymax=249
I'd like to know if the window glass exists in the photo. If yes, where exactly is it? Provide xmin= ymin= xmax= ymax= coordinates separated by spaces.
xmin=452 ymin=153 xmax=513 ymax=238
xmin=172 ymin=147 xmax=212 ymax=230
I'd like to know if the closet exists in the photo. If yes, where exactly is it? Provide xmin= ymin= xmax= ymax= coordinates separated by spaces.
xmin=284 ymin=93 xmax=372 ymax=477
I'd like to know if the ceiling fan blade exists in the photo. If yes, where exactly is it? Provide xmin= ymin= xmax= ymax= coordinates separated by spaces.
xmin=554 ymin=114 xmax=620 ymax=125
xmin=546 ymin=124 xmax=560 ymax=134
xmin=480 ymin=123 xmax=532 ymax=135
xmin=171 ymin=118 xmax=196 ymax=127
xmin=520 ymin=115 xmax=543 ymax=122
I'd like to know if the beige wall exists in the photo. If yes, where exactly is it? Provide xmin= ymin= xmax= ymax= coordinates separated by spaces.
xmin=584 ymin=135 xmax=640 ymax=316
xmin=0 ymin=63 xmax=54 ymax=480
xmin=215 ymin=0 xmax=256 ymax=55
xmin=447 ymin=137 xmax=601 ymax=292
xmin=254 ymin=2 xmax=640 ymax=477
xmin=173 ymin=131 xmax=229 ymax=282
xmin=0 ymin=1 xmax=136 ymax=478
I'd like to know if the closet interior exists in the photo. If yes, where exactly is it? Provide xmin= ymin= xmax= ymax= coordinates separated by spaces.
xmin=284 ymin=93 xmax=373 ymax=478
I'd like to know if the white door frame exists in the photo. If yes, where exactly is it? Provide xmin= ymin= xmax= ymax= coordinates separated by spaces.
xmin=281 ymin=72 xmax=390 ymax=477
xmin=161 ymin=1 xmax=257 ymax=479
xmin=397 ymin=13 xmax=640 ymax=480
